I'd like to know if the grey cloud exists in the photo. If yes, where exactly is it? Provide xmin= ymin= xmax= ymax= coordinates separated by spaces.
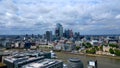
xmin=0 ymin=0 xmax=120 ymax=35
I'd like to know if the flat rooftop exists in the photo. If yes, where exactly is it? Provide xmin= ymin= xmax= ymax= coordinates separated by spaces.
xmin=22 ymin=59 xmax=62 ymax=68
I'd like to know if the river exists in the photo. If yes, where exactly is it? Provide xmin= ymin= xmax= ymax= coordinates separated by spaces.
xmin=55 ymin=52 xmax=120 ymax=68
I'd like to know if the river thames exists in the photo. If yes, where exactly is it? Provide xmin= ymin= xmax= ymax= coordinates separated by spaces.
xmin=56 ymin=52 xmax=120 ymax=68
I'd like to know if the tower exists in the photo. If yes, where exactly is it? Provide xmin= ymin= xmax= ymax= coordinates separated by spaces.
xmin=55 ymin=23 xmax=63 ymax=39
xmin=46 ymin=31 xmax=52 ymax=42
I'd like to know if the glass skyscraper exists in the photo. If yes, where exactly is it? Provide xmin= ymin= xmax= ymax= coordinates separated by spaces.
xmin=55 ymin=23 xmax=63 ymax=39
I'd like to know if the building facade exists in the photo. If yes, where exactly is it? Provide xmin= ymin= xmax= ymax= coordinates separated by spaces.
xmin=55 ymin=23 xmax=63 ymax=39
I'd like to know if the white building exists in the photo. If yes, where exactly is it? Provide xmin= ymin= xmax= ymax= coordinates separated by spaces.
xmin=90 ymin=40 xmax=102 ymax=46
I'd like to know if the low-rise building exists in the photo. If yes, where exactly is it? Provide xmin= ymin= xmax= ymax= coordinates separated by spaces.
xmin=103 ymin=46 xmax=111 ymax=52
xmin=3 ymin=56 xmax=44 ymax=68
xmin=90 ymin=40 xmax=102 ymax=46
xmin=22 ymin=59 xmax=63 ymax=68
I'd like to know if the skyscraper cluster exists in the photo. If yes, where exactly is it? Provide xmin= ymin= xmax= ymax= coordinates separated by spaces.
xmin=44 ymin=23 xmax=81 ymax=42
xmin=64 ymin=29 xmax=73 ymax=39
xmin=54 ymin=23 xmax=80 ymax=40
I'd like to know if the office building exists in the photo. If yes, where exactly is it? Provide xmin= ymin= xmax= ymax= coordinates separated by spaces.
xmin=22 ymin=59 xmax=63 ymax=68
xmin=3 ymin=50 xmax=57 ymax=68
xmin=55 ymin=23 xmax=63 ymax=39
xmin=64 ymin=29 xmax=73 ymax=39
xmin=3 ymin=56 xmax=44 ymax=68
xmin=46 ymin=31 xmax=52 ymax=42
xmin=74 ymin=32 xmax=80 ymax=40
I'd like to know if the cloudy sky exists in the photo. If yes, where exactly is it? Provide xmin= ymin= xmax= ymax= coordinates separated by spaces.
xmin=0 ymin=0 xmax=120 ymax=35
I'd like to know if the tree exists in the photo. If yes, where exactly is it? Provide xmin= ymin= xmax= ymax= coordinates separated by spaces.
xmin=90 ymin=48 xmax=96 ymax=54
xmin=114 ymin=49 xmax=120 ymax=56
xmin=85 ymin=42 xmax=92 ymax=48
xmin=99 ymin=45 xmax=103 ymax=51
xmin=86 ymin=48 xmax=96 ymax=54
xmin=109 ymin=44 xmax=119 ymax=48
xmin=109 ymin=48 xmax=114 ymax=54
xmin=94 ymin=46 xmax=99 ymax=51
xmin=86 ymin=50 xmax=89 ymax=53
xmin=76 ymin=46 xmax=80 ymax=51
xmin=82 ymin=43 xmax=86 ymax=46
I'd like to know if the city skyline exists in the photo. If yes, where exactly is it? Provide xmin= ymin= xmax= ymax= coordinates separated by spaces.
xmin=0 ymin=0 xmax=120 ymax=35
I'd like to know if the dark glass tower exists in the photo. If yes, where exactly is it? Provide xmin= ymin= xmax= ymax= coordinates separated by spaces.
xmin=55 ymin=23 xmax=63 ymax=39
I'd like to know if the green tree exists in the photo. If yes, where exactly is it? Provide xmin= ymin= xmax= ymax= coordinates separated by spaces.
xmin=109 ymin=44 xmax=119 ymax=48
xmin=109 ymin=48 xmax=114 ymax=54
xmin=85 ymin=42 xmax=92 ymax=48
xmin=99 ymin=45 xmax=103 ymax=51
xmin=76 ymin=46 xmax=80 ymax=51
xmin=82 ymin=43 xmax=86 ymax=46
xmin=114 ymin=49 xmax=120 ymax=56
xmin=86 ymin=50 xmax=89 ymax=53
xmin=86 ymin=48 xmax=96 ymax=54
xmin=90 ymin=48 xmax=96 ymax=54
xmin=94 ymin=46 xmax=99 ymax=51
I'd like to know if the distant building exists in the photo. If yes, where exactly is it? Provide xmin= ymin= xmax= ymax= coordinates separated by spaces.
xmin=46 ymin=31 xmax=52 ymax=42
xmin=55 ymin=23 xmax=63 ymax=39
xmin=108 ymin=40 xmax=118 ymax=44
xmin=75 ymin=41 xmax=83 ymax=47
xmin=24 ymin=42 xmax=32 ymax=49
xmin=53 ymin=43 xmax=63 ymax=51
xmin=119 ymin=36 xmax=120 ymax=40
xmin=64 ymin=40 xmax=75 ymax=51
xmin=103 ymin=46 xmax=111 ymax=52
xmin=74 ymin=32 xmax=80 ymax=41
xmin=90 ymin=40 xmax=102 ymax=46
xmin=64 ymin=29 xmax=73 ymax=39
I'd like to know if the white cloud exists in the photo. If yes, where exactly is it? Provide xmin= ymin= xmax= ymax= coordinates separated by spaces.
xmin=115 ymin=14 xmax=120 ymax=19
xmin=0 ymin=0 xmax=120 ymax=35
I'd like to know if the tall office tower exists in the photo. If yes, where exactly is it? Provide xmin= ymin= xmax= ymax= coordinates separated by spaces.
xmin=70 ymin=29 xmax=73 ymax=38
xmin=74 ymin=32 xmax=80 ymax=40
xmin=55 ymin=23 xmax=63 ymax=39
xmin=64 ymin=29 xmax=73 ymax=39
xmin=46 ymin=31 xmax=52 ymax=42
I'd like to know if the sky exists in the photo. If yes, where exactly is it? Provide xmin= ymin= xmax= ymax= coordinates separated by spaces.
xmin=0 ymin=0 xmax=120 ymax=35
